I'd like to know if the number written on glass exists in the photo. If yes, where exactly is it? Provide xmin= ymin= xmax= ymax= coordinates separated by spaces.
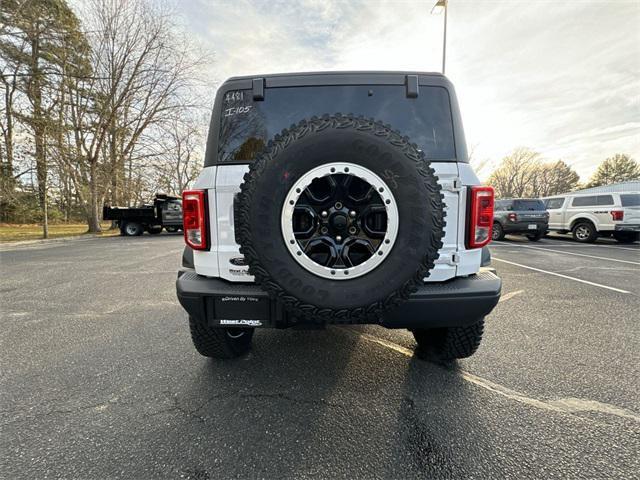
xmin=224 ymin=105 xmax=252 ymax=117
xmin=224 ymin=91 xmax=244 ymax=103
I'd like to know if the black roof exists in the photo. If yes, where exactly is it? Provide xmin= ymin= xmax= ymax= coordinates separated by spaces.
xmin=226 ymin=70 xmax=445 ymax=82
xmin=220 ymin=70 xmax=452 ymax=90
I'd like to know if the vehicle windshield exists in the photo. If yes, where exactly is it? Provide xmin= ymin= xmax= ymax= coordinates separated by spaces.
xmin=217 ymin=85 xmax=456 ymax=163
xmin=514 ymin=199 xmax=546 ymax=210
xmin=621 ymin=194 xmax=640 ymax=207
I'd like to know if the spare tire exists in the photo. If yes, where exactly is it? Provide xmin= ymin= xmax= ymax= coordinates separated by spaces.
xmin=236 ymin=114 xmax=445 ymax=323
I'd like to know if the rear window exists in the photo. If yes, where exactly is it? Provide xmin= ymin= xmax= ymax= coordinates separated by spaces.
xmin=545 ymin=198 xmax=565 ymax=209
xmin=217 ymin=85 xmax=456 ymax=163
xmin=494 ymin=201 xmax=510 ymax=211
xmin=621 ymin=194 xmax=640 ymax=207
xmin=572 ymin=195 xmax=614 ymax=207
xmin=514 ymin=199 xmax=545 ymax=211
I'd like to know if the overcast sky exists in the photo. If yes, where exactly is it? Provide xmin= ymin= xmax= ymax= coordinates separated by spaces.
xmin=180 ymin=0 xmax=639 ymax=180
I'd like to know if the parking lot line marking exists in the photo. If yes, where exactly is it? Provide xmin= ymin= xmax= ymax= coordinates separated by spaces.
xmin=491 ymin=242 xmax=626 ymax=248
xmin=357 ymin=333 xmax=640 ymax=423
xmin=497 ymin=244 xmax=640 ymax=266
xmin=541 ymin=239 xmax=640 ymax=252
xmin=498 ymin=290 xmax=524 ymax=303
xmin=492 ymin=240 xmax=640 ymax=251
xmin=492 ymin=257 xmax=631 ymax=294
xmin=360 ymin=334 xmax=414 ymax=357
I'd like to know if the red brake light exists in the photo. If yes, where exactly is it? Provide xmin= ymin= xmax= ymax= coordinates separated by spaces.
xmin=182 ymin=190 xmax=208 ymax=250
xmin=467 ymin=186 xmax=494 ymax=249
xmin=611 ymin=210 xmax=624 ymax=221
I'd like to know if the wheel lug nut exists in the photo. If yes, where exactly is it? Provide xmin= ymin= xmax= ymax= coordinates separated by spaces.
xmin=348 ymin=227 xmax=357 ymax=234
xmin=349 ymin=210 xmax=356 ymax=217
xmin=336 ymin=235 xmax=342 ymax=242
xmin=335 ymin=202 xmax=343 ymax=209
xmin=321 ymin=227 xmax=328 ymax=234
xmin=321 ymin=211 xmax=328 ymax=217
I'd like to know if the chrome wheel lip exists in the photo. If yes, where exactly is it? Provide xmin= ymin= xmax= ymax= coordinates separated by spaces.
xmin=281 ymin=162 xmax=399 ymax=280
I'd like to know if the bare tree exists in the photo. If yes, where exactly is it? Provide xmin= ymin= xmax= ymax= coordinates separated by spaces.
xmin=486 ymin=148 xmax=540 ymax=198
xmin=487 ymin=149 xmax=581 ymax=198
xmin=64 ymin=0 xmax=205 ymax=231
xmin=151 ymin=113 xmax=204 ymax=195
xmin=1 ymin=0 xmax=211 ymax=228
xmin=536 ymin=160 xmax=580 ymax=196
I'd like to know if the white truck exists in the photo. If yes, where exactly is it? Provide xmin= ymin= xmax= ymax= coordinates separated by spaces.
xmin=543 ymin=183 xmax=640 ymax=243
xmin=176 ymin=72 xmax=501 ymax=360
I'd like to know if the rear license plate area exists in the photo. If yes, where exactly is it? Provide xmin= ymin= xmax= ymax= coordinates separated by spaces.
xmin=211 ymin=295 xmax=270 ymax=327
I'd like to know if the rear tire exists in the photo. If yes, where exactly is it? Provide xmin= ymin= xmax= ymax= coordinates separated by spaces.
xmin=123 ymin=222 xmax=143 ymax=236
xmin=613 ymin=231 xmax=639 ymax=243
xmin=189 ymin=316 xmax=254 ymax=359
xmin=413 ymin=319 xmax=485 ymax=360
xmin=526 ymin=231 xmax=544 ymax=241
xmin=491 ymin=222 xmax=505 ymax=241
xmin=572 ymin=221 xmax=597 ymax=243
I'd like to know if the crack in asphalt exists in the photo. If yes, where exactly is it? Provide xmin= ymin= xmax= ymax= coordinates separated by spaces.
xmin=143 ymin=390 xmax=353 ymax=424
xmin=0 ymin=397 xmax=126 ymax=426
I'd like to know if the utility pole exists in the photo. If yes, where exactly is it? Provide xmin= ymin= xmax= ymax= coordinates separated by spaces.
xmin=431 ymin=0 xmax=448 ymax=74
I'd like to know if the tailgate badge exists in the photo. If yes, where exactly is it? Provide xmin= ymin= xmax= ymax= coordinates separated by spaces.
xmin=229 ymin=256 xmax=247 ymax=266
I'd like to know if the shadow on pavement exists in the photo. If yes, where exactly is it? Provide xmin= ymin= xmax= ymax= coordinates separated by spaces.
xmin=156 ymin=327 xmax=477 ymax=478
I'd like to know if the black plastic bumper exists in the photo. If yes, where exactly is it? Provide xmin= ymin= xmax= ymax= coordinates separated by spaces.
xmin=502 ymin=221 xmax=548 ymax=234
xmin=615 ymin=224 xmax=640 ymax=232
xmin=176 ymin=268 xmax=502 ymax=329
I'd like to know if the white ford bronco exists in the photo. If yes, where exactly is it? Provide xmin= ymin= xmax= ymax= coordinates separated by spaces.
xmin=176 ymin=72 xmax=501 ymax=360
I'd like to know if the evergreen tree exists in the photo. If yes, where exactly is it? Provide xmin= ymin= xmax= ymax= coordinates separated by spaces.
xmin=587 ymin=154 xmax=640 ymax=187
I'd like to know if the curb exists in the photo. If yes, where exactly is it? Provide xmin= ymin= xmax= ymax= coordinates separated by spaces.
xmin=0 ymin=232 xmax=117 ymax=250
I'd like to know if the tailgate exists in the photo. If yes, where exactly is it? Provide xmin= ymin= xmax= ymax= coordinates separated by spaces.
xmin=622 ymin=206 xmax=640 ymax=224
xmin=517 ymin=211 xmax=547 ymax=222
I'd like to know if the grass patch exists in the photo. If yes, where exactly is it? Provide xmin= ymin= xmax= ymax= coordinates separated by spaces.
xmin=0 ymin=222 xmax=117 ymax=243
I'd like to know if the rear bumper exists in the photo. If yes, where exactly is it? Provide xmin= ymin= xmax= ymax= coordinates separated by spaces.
xmin=176 ymin=268 xmax=502 ymax=329
xmin=615 ymin=224 xmax=640 ymax=232
xmin=502 ymin=221 xmax=548 ymax=234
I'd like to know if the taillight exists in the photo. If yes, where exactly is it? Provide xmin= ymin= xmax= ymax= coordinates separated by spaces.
xmin=611 ymin=210 xmax=624 ymax=221
xmin=507 ymin=212 xmax=518 ymax=222
xmin=182 ymin=190 xmax=208 ymax=250
xmin=467 ymin=186 xmax=494 ymax=249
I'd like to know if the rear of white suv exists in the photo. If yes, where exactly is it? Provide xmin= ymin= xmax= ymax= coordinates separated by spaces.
xmin=544 ymin=191 xmax=640 ymax=243
xmin=615 ymin=193 xmax=640 ymax=242
xmin=176 ymin=72 xmax=501 ymax=360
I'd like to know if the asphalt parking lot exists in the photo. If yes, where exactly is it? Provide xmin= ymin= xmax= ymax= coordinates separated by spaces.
xmin=1 ymin=233 xmax=639 ymax=479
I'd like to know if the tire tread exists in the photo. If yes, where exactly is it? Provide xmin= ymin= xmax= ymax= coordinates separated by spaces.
xmin=414 ymin=319 xmax=485 ymax=360
xmin=189 ymin=317 xmax=253 ymax=359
